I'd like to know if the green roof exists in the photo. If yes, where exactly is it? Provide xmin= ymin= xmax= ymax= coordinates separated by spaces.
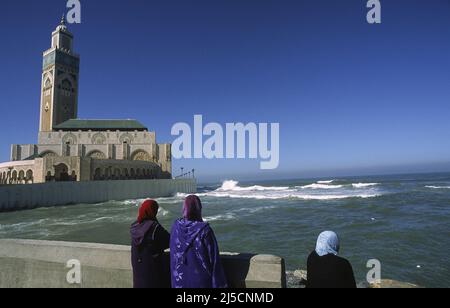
xmin=53 ymin=119 xmax=148 ymax=131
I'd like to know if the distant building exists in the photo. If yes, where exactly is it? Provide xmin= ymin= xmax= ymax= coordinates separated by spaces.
xmin=0 ymin=18 xmax=172 ymax=185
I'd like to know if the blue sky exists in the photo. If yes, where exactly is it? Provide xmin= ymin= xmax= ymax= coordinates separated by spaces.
xmin=0 ymin=0 xmax=449 ymax=182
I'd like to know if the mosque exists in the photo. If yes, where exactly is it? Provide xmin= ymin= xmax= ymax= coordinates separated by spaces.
xmin=0 ymin=18 xmax=172 ymax=185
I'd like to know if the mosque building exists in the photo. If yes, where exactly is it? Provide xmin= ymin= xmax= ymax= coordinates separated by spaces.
xmin=0 ymin=18 xmax=172 ymax=185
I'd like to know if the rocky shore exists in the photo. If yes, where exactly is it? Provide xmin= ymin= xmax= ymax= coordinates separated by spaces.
xmin=287 ymin=270 xmax=421 ymax=288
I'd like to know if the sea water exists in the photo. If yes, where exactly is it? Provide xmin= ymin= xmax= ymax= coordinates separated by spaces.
xmin=1 ymin=172 xmax=449 ymax=287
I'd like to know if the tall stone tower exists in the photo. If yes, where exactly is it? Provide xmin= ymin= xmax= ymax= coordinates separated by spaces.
xmin=39 ymin=16 xmax=80 ymax=132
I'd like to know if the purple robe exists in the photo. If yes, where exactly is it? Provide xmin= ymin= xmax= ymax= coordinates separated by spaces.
xmin=170 ymin=218 xmax=228 ymax=288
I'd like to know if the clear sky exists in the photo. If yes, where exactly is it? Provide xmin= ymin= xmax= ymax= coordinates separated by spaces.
xmin=0 ymin=0 xmax=449 ymax=182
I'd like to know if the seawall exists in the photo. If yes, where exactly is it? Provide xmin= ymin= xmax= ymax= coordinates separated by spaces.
xmin=0 ymin=239 xmax=287 ymax=288
xmin=0 ymin=179 xmax=196 ymax=212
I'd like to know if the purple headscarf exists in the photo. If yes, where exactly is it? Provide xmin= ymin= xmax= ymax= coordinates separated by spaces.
xmin=183 ymin=195 xmax=203 ymax=222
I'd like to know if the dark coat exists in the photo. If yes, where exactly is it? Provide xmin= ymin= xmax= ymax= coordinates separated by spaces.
xmin=130 ymin=220 xmax=170 ymax=288
xmin=306 ymin=250 xmax=357 ymax=288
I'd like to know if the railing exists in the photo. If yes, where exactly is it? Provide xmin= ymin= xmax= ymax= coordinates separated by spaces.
xmin=174 ymin=168 xmax=196 ymax=179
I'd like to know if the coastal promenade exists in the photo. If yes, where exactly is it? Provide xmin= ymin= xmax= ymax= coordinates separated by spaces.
xmin=0 ymin=239 xmax=287 ymax=288
xmin=0 ymin=179 xmax=196 ymax=212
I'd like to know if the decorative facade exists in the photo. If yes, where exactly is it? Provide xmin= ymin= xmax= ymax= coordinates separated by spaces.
xmin=0 ymin=18 xmax=172 ymax=185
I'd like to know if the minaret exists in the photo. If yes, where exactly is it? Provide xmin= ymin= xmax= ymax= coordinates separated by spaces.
xmin=39 ymin=15 xmax=80 ymax=132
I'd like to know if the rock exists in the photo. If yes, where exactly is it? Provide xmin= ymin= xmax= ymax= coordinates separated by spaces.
xmin=286 ymin=270 xmax=307 ymax=288
xmin=293 ymin=270 xmax=307 ymax=281
xmin=293 ymin=270 xmax=307 ymax=287
xmin=364 ymin=279 xmax=421 ymax=289
xmin=289 ymin=270 xmax=421 ymax=289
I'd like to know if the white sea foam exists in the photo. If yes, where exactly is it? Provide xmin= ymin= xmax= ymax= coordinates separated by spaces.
xmin=425 ymin=185 xmax=450 ymax=189
xmin=235 ymin=206 xmax=278 ymax=214
xmin=121 ymin=199 xmax=145 ymax=207
xmin=175 ymin=180 xmax=382 ymax=201
xmin=219 ymin=180 xmax=239 ymax=191
xmin=199 ymin=191 xmax=380 ymax=201
xmin=317 ymin=180 xmax=335 ymax=184
xmin=299 ymin=183 xmax=343 ymax=190
xmin=352 ymin=183 xmax=379 ymax=188
xmin=175 ymin=192 xmax=189 ymax=198
xmin=217 ymin=180 xmax=289 ymax=192
xmin=204 ymin=213 xmax=236 ymax=222
xmin=51 ymin=221 xmax=83 ymax=227
xmin=155 ymin=196 xmax=184 ymax=205
xmin=159 ymin=207 xmax=170 ymax=216
xmin=3 ymin=219 xmax=49 ymax=229
xmin=92 ymin=217 xmax=114 ymax=222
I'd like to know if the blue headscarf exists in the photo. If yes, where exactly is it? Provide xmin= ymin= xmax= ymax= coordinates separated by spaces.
xmin=315 ymin=231 xmax=340 ymax=257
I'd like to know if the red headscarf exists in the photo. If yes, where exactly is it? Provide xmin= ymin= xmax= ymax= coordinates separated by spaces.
xmin=137 ymin=199 xmax=159 ymax=223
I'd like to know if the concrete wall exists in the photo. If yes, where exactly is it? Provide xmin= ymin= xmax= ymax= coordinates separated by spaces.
xmin=0 ymin=179 xmax=196 ymax=212
xmin=0 ymin=239 xmax=286 ymax=288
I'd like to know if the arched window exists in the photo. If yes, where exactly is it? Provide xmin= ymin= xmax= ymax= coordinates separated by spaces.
xmin=87 ymin=150 xmax=107 ymax=160
xmin=11 ymin=170 xmax=18 ymax=184
xmin=46 ymin=171 xmax=52 ymax=182
xmin=91 ymin=133 xmax=106 ymax=145
xmin=18 ymin=170 xmax=25 ymax=184
xmin=114 ymin=168 xmax=121 ymax=180
xmin=94 ymin=168 xmax=102 ymax=181
xmin=26 ymin=170 xmax=34 ymax=184
xmin=62 ymin=133 xmax=77 ymax=145
xmin=131 ymin=150 xmax=151 ymax=162
xmin=54 ymin=163 xmax=70 ymax=182
xmin=105 ymin=168 xmax=112 ymax=179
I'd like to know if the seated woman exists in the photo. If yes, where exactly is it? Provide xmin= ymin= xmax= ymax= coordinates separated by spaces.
xmin=130 ymin=199 xmax=170 ymax=288
xmin=170 ymin=195 xmax=228 ymax=288
xmin=306 ymin=231 xmax=356 ymax=288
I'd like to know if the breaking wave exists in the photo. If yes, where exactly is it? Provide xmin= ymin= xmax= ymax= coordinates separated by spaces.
xmin=217 ymin=180 xmax=290 ymax=192
xmin=352 ymin=183 xmax=379 ymax=188
xmin=299 ymin=181 xmax=378 ymax=190
xmin=182 ymin=180 xmax=382 ymax=201
xmin=317 ymin=180 xmax=335 ymax=184
xmin=120 ymin=199 xmax=145 ymax=207
xmin=299 ymin=183 xmax=343 ymax=189
xmin=425 ymin=186 xmax=450 ymax=189
xmin=201 ymin=192 xmax=380 ymax=201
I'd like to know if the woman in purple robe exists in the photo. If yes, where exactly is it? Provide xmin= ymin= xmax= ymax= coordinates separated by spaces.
xmin=131 ymin=199 xmax=170 ymax=288
xmin=170 ymin=195 xmax=228 ymax=288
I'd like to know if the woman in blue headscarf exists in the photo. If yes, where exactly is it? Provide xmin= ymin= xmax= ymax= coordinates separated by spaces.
xmin=170 ymin=195 xmax=228 ymax=288
xmin=306 ymin=231 xmax=356 ymax=288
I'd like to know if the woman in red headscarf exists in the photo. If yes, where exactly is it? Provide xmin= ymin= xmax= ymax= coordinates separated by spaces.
xmin=130 ymin=199 xmax=170 ymax=288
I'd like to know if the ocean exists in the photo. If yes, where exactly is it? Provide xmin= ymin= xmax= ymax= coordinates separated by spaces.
xmin=1 ymin=172 xmax=449 ymax=288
